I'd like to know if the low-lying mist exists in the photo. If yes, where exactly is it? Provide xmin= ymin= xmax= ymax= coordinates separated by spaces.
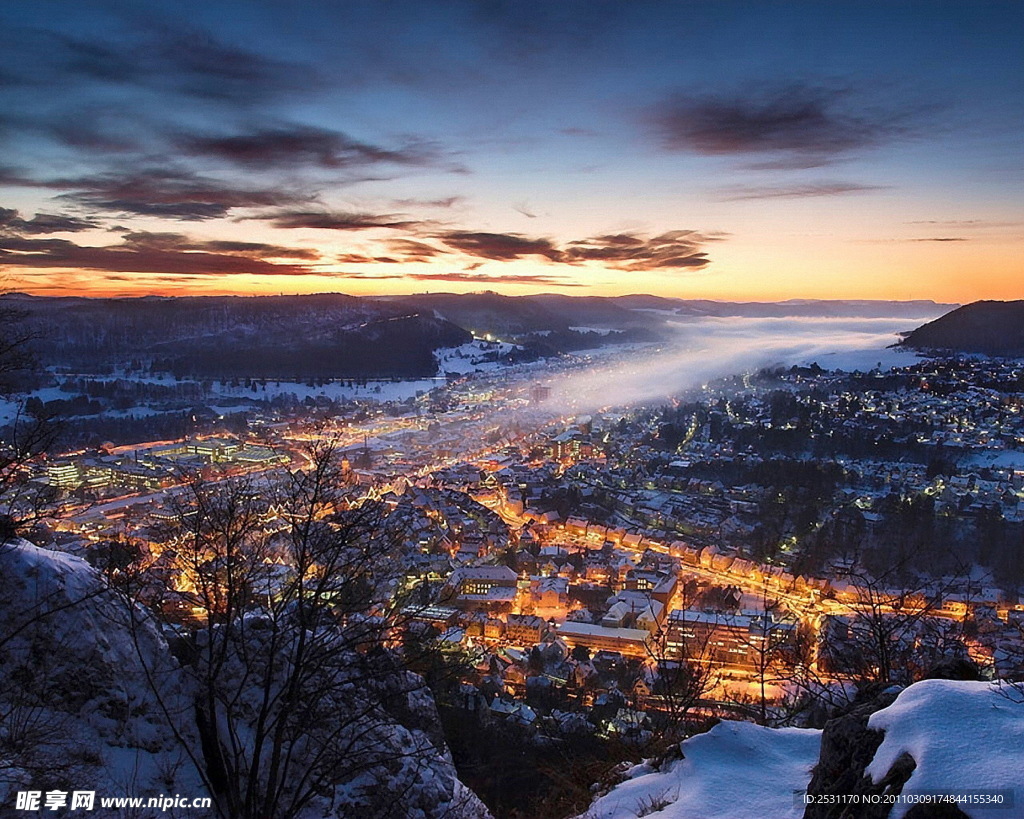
xmin=542 ymin=315 xmax=936 ymax=414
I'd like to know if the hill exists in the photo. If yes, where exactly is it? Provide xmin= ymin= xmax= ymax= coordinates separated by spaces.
xmin=679 ymin=299 xmax=956 ymax=319
xmin=4 ymin=293 xmax=471 ymax=379
xmin=901 ymin=300 xmax=1024 ymax=357
xmin=0 ymin=291 xmax=958 ymax=380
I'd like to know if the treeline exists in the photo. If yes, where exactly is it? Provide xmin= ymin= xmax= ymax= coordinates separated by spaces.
xmin=59 ymin=378 xmax=207 ymax=404
xmin=520 ymin=326 xmax=662 ymax=357
xmin=153 ymin=339 xmax=441 ymax=380
xmin=13 ymin=294 xmax=472 ymax=379
xmin=45 ymin=410 xmax=251 ymax=449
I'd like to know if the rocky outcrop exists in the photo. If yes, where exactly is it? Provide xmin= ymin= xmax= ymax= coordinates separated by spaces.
xmin=0 ymin=540 xmax=199 ymax=816
xmin=804 ymin=662 xmax=985 ymax=819
xmin=0 ymin=540 xmax=491 ymax=819
xmin=803 ymin=687 xmax=904 ymax=819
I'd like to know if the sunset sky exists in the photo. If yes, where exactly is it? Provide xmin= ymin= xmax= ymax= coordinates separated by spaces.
xmin=1 ymin=1 xmax=1021 ymax=302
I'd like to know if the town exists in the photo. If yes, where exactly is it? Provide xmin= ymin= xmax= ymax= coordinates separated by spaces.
xmin=32 ymin=347 xmax=1024 ymax=759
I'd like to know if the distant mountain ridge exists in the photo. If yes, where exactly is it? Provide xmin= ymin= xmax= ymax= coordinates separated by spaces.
xmin=676 ymin=298 xmax=955 ymax=319
xmin=901 ymin=300 xmax=1024 ymax=357
xmin=1 ymin=292 xmax=956 ymax=379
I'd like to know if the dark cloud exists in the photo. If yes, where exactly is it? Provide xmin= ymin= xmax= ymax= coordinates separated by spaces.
xmin=332 ymin=272 xmax=407 ymax=281
xmin=0 ymin=165 xmax=40 ymax=187
xmin=384 ymin=239 xmax=449 ymax=262
xmin=141 ymin=23 xmax=320 ymax=103
xmin=718 ymin=182 xmax=888 ymax=200
xmin=254 ymin=210 xmax=422 ymax=231
xmin=905 ymin=219 xmax=1022 ymax=229
xmin=56 ymin=32 xmax=143 ymax=84
xmin=118 ymin=231 xmax=319 ymax=259
xmin=389 ymin=196 xmax=464 ymax=209
xmin=2 ymin=22 xmax=319 ymax=105
xmin=0 ymin=28 xmax=136 ymax=89
xmin=559 ymin=127 xmax=600 ymax=137
xmin=176 ymin=125 xmax=435 ymax=170
xmin=564 ymin=230 xmax=712 ymax=270
xmin=406 ymin=271 xmax=585 ymax=287
xmin=436 ymin=231 xmax=564 ymax=261
xmin=0 ymin=227 xmax=317 ymax=276
xmin=909 ymin=237 xmax=967 ymax=242
xmin=42 ymin=108 xmax=150 ymax=154
xmin=334 ymin=253 xmax=379 ymax=264
xmin=649 ymin=84 xmax=915 ymax=166
xmin=52 ymin=168 xmax=310 ymax=220
xmin=334 ymin=239 xmax=448 ymax=266
xmin=0 ymin=208 xmax=98 ymax=234
xmin=433 ymin=228 xmax=717 ymax=272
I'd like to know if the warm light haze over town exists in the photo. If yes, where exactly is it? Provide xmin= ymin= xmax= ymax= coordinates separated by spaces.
xmin=1 ymin=3 xmax=1023 ymax=819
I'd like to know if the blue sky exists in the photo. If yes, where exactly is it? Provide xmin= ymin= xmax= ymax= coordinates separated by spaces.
xmin=0 ymin=1 xmax=1021 ymax=300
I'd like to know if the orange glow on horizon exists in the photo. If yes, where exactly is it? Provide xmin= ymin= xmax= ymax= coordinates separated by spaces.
xmin=9 ymin=243 xmax=1023 ymax=306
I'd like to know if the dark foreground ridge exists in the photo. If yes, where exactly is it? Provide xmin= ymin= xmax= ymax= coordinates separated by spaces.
xmin=902 ymin=300 xmax=1024 ymax=357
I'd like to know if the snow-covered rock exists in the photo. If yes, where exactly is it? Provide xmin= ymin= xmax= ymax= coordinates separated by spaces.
xmin=579 ymin=677 xmax=1024 ymax=819
xmin=0 ymin=539 xmax=198 ymax=813
xmin=0 ymin=539 xmax=491 ymax=818
xmin=579 ymin=721 xmax=821 ymax=819
xmin=866 ymin=680 xmax=1024 ymax=818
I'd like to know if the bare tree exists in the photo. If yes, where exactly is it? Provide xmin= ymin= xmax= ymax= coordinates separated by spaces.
xmin=122 ymin=443 xmax=459 ymax=819
xmin=0 ymin=297 xmax=62 ymax=539
xmin=735 ymin=590 xmax=798 ymax=726
xmin=771 ymin=555 xmax=976 ymax=727
xmin=644 ymin=610 xmax=722 ymax=755
xmin=824 ymin=562 xmax=969 ymax=687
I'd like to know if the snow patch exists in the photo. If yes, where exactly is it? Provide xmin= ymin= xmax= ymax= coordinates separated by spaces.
xmin=866 ymin=679 xmax=1024 ymax=818
xmin=580 ymin=721 xmax=821 ymax=819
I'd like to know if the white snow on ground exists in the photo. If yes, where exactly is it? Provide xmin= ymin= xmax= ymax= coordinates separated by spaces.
xmin=436 ymin=340 xmax=520 ymax=374
xmin=967 ymin=450 xmax=1024 ymax=471
xmin=798 ymin=344 xmax=922 ymax=372
xmin=580 ymin=721 xmax=821 ymax=819
xmin=867 ymin=679 xmax=1024 ymax=818
xmin=0 ymin=386 xmax=70 ymax=424
xmin=207 ymin=377 xmax=443 ymax=402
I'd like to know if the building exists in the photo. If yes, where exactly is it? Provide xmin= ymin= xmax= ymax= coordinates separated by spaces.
xmin=444 ymin=565 xmax=519 ymax=609
xmin=530 ymin=385 xmax=551 ymax=404
xmin=448 ymin=565 xmax=518 ymax=596
xmin=46 ymin=461 xmax=82 ymax=488
xmin=505 ymin=613 xmax=548 ymax=645
xmin=664 ymin=609 xmax=796 ymax=671
xmin=550 ymin=431 xmax=596 ymax=462
xmin=556 ymin=622 xmax=650 ymax=655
